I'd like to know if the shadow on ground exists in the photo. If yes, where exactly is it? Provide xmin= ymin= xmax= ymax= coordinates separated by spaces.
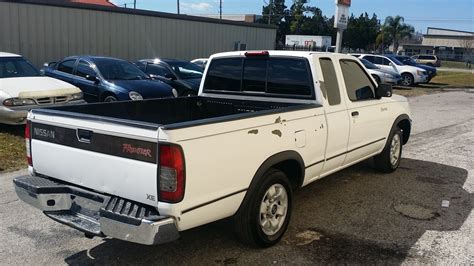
xmin=0 ymin=124 xmax=24 ymax=137
xmin=64 ymin=158 xmax=472 ymax=264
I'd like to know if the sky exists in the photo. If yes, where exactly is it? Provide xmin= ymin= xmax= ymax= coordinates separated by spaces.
xmin=111 ymin=0 xmax=474 ymax=33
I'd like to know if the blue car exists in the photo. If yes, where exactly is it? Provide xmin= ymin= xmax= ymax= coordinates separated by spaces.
xmin=43 ymin=56 xmax=177 ymax=102
xmin=393 ymin=55 xmax=437 ymax=82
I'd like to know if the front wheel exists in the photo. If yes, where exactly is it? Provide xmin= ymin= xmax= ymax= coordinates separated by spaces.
xmin=401 ymin=73 xmax=414 ymax=87
xmin=233 ymin=169 xmax=292 ymax=247
xmin=374 ymin=127 xmax=403 ymax=173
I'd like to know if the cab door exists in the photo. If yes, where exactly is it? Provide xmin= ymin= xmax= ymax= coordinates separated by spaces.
xmin=337 ymin=59 xmax=390 ymax=165
xmin=312 ymin=55 xmax=350 ymax=177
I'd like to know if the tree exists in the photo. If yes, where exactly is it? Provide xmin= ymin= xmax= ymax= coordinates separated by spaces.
xmin=257 ymin=0 xmax=289 ymax=43
xmin=343 ymin=13 xmax=380 ymax=51
xmin=288 ymin=0 xmax=308 ymax=34
xmin=459 ymin=36 xmax=474 ymax=62
xmin=382 ymin=15 xmax=414 ymax=52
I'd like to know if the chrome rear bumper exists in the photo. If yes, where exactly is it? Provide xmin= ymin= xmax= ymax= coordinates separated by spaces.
xmin=13 ymin=175 xmax=179 ymax=245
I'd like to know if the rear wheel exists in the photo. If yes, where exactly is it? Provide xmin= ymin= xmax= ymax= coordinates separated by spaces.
xmin=103 ymin=95 xmax=118 ymax=102
xmin=234 ymin=169 xmax=292 ymax=247
xmin=374 ymin=127 xmax=403 ymax=173
xmin=401 ymin=73 xmax=414 ymax=87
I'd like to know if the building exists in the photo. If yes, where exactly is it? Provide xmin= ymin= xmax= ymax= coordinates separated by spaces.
xmin=195 ymin=14 xmax=262 ymax=23
xmin=285 ymin=35 xmax=332 ymax=49
xmin=399 ymin=27 xmax=474 ymax=61
xmin=67 ymin=0 xmax=115 ymax=6
xmin=0 ymin=0 xmax=276 ymax=67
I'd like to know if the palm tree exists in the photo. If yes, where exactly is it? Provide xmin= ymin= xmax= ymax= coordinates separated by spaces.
xmin=382 ymin=15 xmax=414 ymax=52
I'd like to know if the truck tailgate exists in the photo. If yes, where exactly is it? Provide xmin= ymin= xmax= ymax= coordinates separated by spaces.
xmin=29 ymin=113 xmax=159 ymax=206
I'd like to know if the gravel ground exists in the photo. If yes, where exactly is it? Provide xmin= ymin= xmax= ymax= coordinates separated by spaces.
xmin=0 ymin=91 xmax=472 ymax=264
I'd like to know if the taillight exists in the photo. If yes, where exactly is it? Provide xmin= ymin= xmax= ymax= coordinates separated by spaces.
xmin=25 ymin=121 xmax=32 ymax=166
xmin=159 ymin=144 xmax=185 ymax=203
xmin=245 ymin=51 xmax=269 ymax=57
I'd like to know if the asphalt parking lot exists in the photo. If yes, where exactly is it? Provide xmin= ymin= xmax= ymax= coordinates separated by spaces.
xmin=0 ymin=91 xmax=472 ymax=264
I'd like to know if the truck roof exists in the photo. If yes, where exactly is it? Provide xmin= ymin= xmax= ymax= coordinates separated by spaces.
xmin=210 ymin=50 xmax=354 ymax=60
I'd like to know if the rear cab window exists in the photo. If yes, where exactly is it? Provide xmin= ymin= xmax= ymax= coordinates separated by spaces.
xmin=203 ymin=56 xmax=314 ymax=100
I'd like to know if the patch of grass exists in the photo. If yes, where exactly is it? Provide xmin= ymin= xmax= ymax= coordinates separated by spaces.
xmin=393 ymin=88 xmax=444 ymax=97
xmin=0 ymin=125 xmax=26 ymax=172
xmin=441 ymin=60 xmax=470 ymax=69
xmin=430 ymin=71 xmax=473 ymax=87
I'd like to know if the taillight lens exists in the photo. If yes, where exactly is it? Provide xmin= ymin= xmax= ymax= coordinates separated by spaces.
xmin=159 ymin=144 xmax=185 ymax=203
xmin=25 ymin=121 xmax=32 ymax=166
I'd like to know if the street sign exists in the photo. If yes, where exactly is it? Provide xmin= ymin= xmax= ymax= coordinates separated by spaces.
xmin=334 ymin=4 xmax=349 ymax=29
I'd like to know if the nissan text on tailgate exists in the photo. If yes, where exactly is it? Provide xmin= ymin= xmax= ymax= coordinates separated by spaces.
xmin=14 ymin=51 xmax=412 ymax=247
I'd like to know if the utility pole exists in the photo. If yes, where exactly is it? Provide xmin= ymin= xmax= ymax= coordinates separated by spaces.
xmin=219 ymin=0 xmax=222 ymax=19
xmin=133 ymin=0 xmax=136 ymax=9
xmin=268 ymin=0 xmax=272 ymax=25
xmin=334 ymin=0 xmax=350 ymax=53
xmin=177 ymin=0 xmax=180 ymax=14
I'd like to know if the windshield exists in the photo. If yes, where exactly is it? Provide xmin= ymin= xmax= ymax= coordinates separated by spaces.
xmin=0 ymin=57 xmax=40 ymax=78
xmin=164 ymin=60 xmax=203 ymax=79
xmin=360 ymin=59 xmax=379 ymax=70
xmin=94 ymin=58 xmax=149 ymax=80
xmin=386 ymin=56 xmax=404 ymax=66
xmin=396 ymin=56 xmax=416 ymax=66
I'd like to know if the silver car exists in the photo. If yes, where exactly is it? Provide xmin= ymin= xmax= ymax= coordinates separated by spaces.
xmin=359 ymin=58 xmax=401 ymax=85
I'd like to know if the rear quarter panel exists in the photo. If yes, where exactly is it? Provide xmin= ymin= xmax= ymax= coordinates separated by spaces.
xmin=159 ymin=106 xmax=327 ymax=231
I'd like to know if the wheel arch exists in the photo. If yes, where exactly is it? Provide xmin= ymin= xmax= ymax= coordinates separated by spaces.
xmin=392 ymin=114 xmax=411 ymax=145
xmin=236 ymin=151 xmax=305 ymax=212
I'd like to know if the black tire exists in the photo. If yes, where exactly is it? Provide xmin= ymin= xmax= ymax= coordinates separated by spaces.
xmin=372 ymin=74 xmax=381 ymax=85
xmin=374 ymin=127 xmax=403 ymax=173
xmin=233 ymin=169 xmax=292 ymax=247
xmin=103 ymin=95 xmax=118 ymax=102
xmin=401 ymin=73 xmax=414 ymax=87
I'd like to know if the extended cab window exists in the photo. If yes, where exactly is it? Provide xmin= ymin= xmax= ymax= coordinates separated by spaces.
xmin=57 ymin=59 xmax=75 ymax=74
xmin=340 ymin=60 xmax=375 ymax=101
xmin=319 ymin=58 xmax=341 ymax=105
xmin=204 ymin=57 xmax=313 ymax=99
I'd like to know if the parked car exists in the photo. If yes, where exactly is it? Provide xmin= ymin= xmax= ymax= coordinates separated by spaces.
xmin=15 ymin=51 xmax=412 ymax=247
xmin=358 ymin=54 xmax=428 ymax=86
xmin=135 ymin=58 xmax=203 ymax=96
xmin=411 ymin=54 xmax=441 ymax=67
xmin=43 ymin=56 xmax=177 ymax=102
xmin=359 ymin=58 xmax=401 ymax=85
xmin=191 ymin=58 xmax=208 ymax=68
xmin=0 ymin=52 xmax=84 ymax=125
xmin=394 ymin=55 xmax=437 ymax=82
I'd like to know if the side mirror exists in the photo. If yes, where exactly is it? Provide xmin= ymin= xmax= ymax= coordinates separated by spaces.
xmin=164 ymin=73 xmax=177 ymax=81
xmin=43 ymin=62 xmax=56 ymax=67
xmin=86 ymin=74 xmax=99 ymax=83
xmin=375 ymin=83 xmax=392 ymax=98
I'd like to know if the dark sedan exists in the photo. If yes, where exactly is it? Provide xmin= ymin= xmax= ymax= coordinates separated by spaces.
xmin=135 ymin=58 xmax=203 ymax=96
xmin=394 ymin=55 xmax=437 ymax=82
xmin=43 ymin=56 xmax=177 ymax=102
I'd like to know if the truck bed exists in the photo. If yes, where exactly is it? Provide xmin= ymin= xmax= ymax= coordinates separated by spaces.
xmin=33 ymin=96 xmax=316 ymax=130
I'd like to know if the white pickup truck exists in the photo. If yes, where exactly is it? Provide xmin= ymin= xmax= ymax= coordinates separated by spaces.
xmin=14 ymin=51 xmax=412 ymax=247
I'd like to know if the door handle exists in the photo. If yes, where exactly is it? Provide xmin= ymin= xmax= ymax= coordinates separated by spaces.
xmin=351 ymin=111 xmax=359 ymax=117
xmin=76 ymin=129 xmax=93 ymax=143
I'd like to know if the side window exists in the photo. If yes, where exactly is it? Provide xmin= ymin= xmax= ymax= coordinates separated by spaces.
xmin=340 ymin=60 xmax=375 ymax=101
xmin=373 ymin=56 xmax=384 ymax=65
xmin=57 ymin=59 xmax=75 ymax=74
xmin=75 ymin=60 xmax=96 ymax=78
xmin=203 ymin=58 xmax=242 ymax=92
xmin=364 ymin=56 xmax=375 ymax=63
xmin=381 ymin=58 xmax=391 ymax=66
xmin=147 ymin=64 xmax=172 ymax=77
xmin=134 ymin=61 xmax=146 ymax=71
xmin=267 ymin=58 xmax=311 ymax=96
xmin=319 ymin=58 xmax=341 ymax=105
xmin=242 ymin=59 xmax=266 ymax=92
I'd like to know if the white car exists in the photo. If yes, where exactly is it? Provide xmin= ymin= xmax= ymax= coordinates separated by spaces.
xmin=358 ymin=54 xmax=428 ymax=86
xmin=190 ymin=58 xmax=208 ymax=68
xmin=0 ymin=52 xmax=84 ymax=124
